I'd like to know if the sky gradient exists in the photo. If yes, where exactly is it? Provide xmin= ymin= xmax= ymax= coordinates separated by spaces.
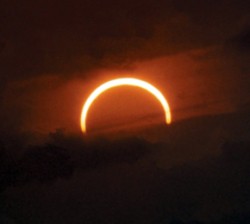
xmin=0 ymin=1 xmax=250 ymax=223
xmin=0 ymin=0 xmax=249 ymax=136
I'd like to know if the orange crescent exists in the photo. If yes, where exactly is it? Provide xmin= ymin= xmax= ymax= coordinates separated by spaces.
xmin=81 ymin=78 xmax=171 ymax=133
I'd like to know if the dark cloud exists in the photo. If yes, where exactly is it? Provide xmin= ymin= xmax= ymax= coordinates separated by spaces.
xmin=157 ymin=140 xmax=250 ymax=222
xmin=0 ymin=132 xmax=250 ymax=223
xmin=231 ymin=27 xmax=250 ymax=52
xmin=0 ymin=130 xmax=153 ymax=191
xmin=1 ymin=0 xmax=249 ymax=83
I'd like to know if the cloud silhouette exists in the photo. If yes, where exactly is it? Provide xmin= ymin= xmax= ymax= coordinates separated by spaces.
xmin=0 ymin=123 xmax=249 ymax=223
xmin=0 ymin=131 xmax=153 ymax=191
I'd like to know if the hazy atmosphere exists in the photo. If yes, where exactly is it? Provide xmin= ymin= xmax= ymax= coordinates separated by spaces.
xmin=0 ymin=0 xmax=250 ymax=223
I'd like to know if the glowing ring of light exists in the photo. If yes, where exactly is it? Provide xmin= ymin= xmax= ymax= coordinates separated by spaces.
xmin=81 ymin=78 xmax=171 ymax=133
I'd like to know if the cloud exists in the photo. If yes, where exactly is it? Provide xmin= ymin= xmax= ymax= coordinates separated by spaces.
xmin=0 ymin=0 xmax=249 ymax=83
xmin=157 ymin=140 xmax=250 ymax=223
xmin=231 ymin=27 xmax=250 ymax=52
xmin=0 ymin=1 xmax=249 ymax=135
xmin=0 ymin=130 xmax=153 ymax=191
xmin=1 ymin=130 xmax=250 ymax=223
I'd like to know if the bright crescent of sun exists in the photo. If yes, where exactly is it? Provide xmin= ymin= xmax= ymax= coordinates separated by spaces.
xmin=81 ymin=78 xmax=171 ymax=133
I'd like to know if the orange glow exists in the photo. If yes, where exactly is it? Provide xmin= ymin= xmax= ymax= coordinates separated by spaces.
xmin=81 ymin=78 xmax=171 ymax=133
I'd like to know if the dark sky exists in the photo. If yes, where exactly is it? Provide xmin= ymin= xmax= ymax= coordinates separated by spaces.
xmin=0 ymin=0 xmax=249 ymax=135
xmin=0 ymin=2 xmax=250 ymax=223
xmin=1 ymin=0 xmax=249 ymax=78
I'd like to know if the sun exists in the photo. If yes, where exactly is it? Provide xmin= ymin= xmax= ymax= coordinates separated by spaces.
xmin=81 ymin=78 xmax=171 ymax=133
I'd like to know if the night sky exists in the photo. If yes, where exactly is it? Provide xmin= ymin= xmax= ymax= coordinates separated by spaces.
xmin=0 ymin=0 xmax=250 ymax=223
